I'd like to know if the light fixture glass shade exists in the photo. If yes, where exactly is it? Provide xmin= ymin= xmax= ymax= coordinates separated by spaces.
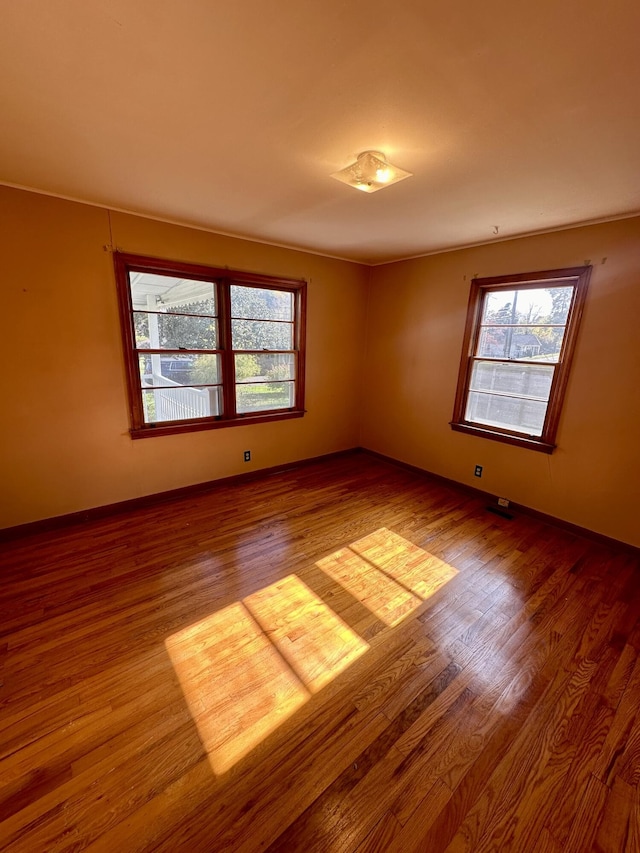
xmin=331 ymin=150 xmax=412 ymax=193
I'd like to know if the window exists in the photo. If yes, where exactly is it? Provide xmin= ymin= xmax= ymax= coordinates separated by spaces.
xmin=451 ymin=266 xmax=591 ymax=453
xmin=114 ymin=253 xmax=306 ymax=438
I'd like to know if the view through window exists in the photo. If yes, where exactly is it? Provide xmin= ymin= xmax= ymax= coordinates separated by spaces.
xmin=114 ymin=253 xmax=306 ymax=437
xmin=451 ymin=266 xmax=591 ymax=452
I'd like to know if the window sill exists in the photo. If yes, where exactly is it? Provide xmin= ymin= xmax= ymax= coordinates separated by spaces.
xmin=450 ymin=421 xmax=555 ymax=454
xmin=131 ymin=409 xmax=305 ymax=439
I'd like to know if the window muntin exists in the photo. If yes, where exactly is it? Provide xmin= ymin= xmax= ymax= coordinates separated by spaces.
xmin=451 ymin=267 xmax=591 ymax=453
xmin=115 ymin=254 xmax=306 ymax=437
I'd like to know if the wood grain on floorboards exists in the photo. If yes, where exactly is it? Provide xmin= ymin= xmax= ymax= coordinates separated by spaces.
xmin=0 ymin=453 xmax=638 ymax=852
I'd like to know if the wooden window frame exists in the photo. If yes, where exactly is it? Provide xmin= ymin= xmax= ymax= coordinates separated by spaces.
xmin=450 ymin=266 xmax=591 ymax=453
xmin=114 ymin=252 xmax=307 ymax=439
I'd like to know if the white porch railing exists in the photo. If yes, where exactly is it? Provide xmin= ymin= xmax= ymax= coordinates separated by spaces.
xmin=143 ymin=374 xmax=217 ymax=422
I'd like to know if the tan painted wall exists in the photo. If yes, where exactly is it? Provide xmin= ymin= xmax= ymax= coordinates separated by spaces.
xmin=3 ymin=184 xmax=639 ymax=547
xmin=362 ymin=217 xmax=640 ymax=547
xmin=0 ymin=186 xmax=368 ymax=528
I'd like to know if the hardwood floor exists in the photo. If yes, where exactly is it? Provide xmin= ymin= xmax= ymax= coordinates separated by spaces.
xmin=1 ymin=452 xmax=639 ymax=852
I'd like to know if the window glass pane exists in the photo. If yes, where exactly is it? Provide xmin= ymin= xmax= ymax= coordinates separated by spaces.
xmin=481 ymin=286 xmax=573 ymax=326
xmin=469 ymin=361 xmax=554 ymax=401
xmin=236 ymin=382 xmax=295 ymax=413
xmin=231 ymin=319 xmax=293 ymax=350
xmin=142 ymin=386 xmax=222 ymax=423
xmin=130 ymin=272 xmax=216 ymax=315
xmin=139 ymin=354 xmax=220 ymax=387
xmin=134 ymin=312 xmax=218 ymax=350
xmin=231 ymin=285 xmax=293 ymax=321
xmin=234 ymin=353 xmax=295 ymax=384
xmin=477 ymin=326 xmax=566 ymax=362
xmin=465 ymin=391 xmax=547 ymax=436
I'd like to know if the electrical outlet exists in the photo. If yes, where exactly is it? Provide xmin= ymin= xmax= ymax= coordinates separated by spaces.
xmin=498 ymin=497 xmax=510 ymax=508
xmin=474 ymin=465 xmax=483 ymax=477
xmin=244 ymin=450 xmax=251 ymax=462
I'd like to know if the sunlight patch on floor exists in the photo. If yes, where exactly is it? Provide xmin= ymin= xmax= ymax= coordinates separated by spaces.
xmin=317 ymin=547 xmax=423 ymax=626
xmin=319 ymin=528 xmax=458 ymax=625
xmin=244 ymin=574 xmax=369 ymax=693
xmin=349 ymin=527 xmax=459 ymax=599
xmin=165 ymin=600 xmax=309 ymax=774
xmin=166 ymin=529 xmax=458 ymax=775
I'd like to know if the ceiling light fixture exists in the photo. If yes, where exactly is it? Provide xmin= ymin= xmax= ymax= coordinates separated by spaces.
xmin=331 ymin=150 xmax=412 ymax=193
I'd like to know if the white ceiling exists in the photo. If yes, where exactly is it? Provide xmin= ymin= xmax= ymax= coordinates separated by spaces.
xmin=2 ymin=0 xmax=639 ymax=264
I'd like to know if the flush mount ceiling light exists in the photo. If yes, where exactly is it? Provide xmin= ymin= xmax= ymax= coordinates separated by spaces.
xmin=331 ymin=150 xmax=412 ymax=193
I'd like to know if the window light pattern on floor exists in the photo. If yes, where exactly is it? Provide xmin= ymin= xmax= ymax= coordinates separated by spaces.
xmin=165 ymin=528 xmax=457 ymax=775
xmin=318 ymin=528 xmax=457 ymax=626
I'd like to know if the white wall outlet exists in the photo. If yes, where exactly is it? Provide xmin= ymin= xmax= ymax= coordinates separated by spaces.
xmin=498 ymin=497 xmax=510 ymax=508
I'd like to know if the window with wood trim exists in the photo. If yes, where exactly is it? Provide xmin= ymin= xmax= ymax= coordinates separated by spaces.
xmin=114 ymin=253 xmax=306 ymax=438
xmin=451 ymin=266 xmax=591 ymax=453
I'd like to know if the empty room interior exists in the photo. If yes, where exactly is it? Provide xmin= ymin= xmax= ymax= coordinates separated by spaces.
xmin=1 ymin=2 xmax=640 ymax=851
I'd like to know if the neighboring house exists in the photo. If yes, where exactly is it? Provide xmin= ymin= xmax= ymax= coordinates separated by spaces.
xmin=481 ymin=330 xmax=543 ymax=359
xmin=509 ymin=332 xmax=542 ymax=358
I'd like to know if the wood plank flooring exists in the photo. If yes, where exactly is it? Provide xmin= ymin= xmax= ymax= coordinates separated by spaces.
xmin=1 ymin=452 xmax=639 ymax=852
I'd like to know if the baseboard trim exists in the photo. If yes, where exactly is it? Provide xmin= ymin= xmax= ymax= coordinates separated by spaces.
xmin=361 ymin=448 xmax=640 ymax=556
xmin=0 ymin=448 xmax=362 ymax=543
xmin=4 ymin=446 xmax=638 ymax=556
